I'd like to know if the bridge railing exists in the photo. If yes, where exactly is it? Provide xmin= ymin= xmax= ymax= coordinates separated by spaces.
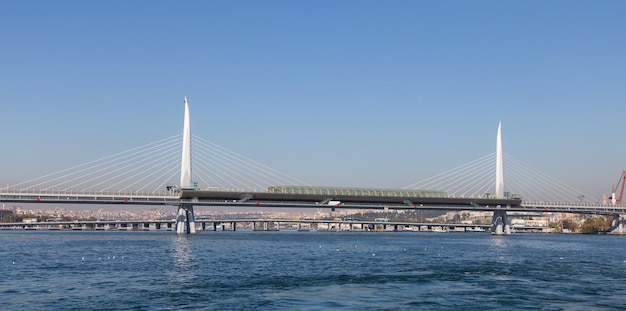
xmin=0 ymin=187 xmax=179 ymax=200
xmin=522 ymin=200 xmax=626 ymax=207
xmin=522 ymin=200 xmax=626 ymax=213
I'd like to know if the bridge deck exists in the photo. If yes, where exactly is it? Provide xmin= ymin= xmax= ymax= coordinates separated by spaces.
xmin=2 ymin=189 xmax=626 ymax=215
xmin=180 ymin=190 xmax=521 ymax=207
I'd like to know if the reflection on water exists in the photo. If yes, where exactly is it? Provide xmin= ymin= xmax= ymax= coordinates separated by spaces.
xmin=488 ymin=235 xmax=513 ymax=264
xmin=168 ymin=235 xmax=198 ymax=286
xmin=489 ymin=235 xmax=509 ymax=248
xmin=172 ymin=235 xmax=193 ymax=265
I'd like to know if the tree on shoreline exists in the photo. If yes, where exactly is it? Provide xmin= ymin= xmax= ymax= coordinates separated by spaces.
xmin=581 ymin=216 xmax=612 ymax=234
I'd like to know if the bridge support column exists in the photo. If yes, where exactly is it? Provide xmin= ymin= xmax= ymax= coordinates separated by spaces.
xmin=610 ymin=214 xmax=626 ymax=234
xmin=175 ymin=204 xmax=196 ymax=234
xmin=491 ymin=210 xmax=511 ymax=235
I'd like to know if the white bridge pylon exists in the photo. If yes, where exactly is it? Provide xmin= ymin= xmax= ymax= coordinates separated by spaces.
xmin=492 ymin=122 xmax=510 ymax=235
xmin=176 ymin=96 xmax=195 ymax=234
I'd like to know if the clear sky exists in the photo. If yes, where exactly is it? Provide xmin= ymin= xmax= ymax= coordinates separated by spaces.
xmin=1 ymin=0 xmax=625 ymax=199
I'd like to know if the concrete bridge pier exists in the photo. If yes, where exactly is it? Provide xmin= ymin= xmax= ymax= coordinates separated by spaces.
xmin=175 ymin=204 xmax=196 ymax=234
xmin=253 ymin=221 xmax=265 ymax=231
xmin=491 ymin=210 xmax=511 ymax=235
xmin=610 ymin=214 xmax=626 ymax=234
xmin=254 ymin=221 xmax=275 ymax=231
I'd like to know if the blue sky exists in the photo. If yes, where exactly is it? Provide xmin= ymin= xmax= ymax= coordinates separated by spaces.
xmin=1 ymin=0 xmax=625 ymax=199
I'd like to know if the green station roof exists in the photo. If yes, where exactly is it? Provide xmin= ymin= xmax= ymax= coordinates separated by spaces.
xmin=267 ymin=186 xmax=448 ymax=198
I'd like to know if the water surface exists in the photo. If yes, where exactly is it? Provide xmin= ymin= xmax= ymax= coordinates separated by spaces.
xmin=1 ymin=231 xmax=625 ymax=310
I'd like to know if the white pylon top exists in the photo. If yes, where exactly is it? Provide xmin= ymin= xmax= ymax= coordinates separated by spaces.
xmin=495 ymin=121 xmax=504 ymax=198
xmin=180 ymin=96 xmax=192 ymax=189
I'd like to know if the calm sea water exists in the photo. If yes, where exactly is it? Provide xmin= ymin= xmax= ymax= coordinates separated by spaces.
xmin=1 ymin=231 xmax=626 ymax=310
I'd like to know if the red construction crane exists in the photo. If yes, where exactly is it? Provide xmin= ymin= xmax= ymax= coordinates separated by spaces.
xmin=610 ymin=170 xmax=626 ymax=205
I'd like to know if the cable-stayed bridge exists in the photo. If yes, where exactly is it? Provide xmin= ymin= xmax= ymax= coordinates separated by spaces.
xmin=1 ymin=98 xmax=625 ymax=234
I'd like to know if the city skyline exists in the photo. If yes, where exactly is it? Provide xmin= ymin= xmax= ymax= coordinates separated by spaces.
xmin=1 ymin=1 xmax=625 ymax=200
